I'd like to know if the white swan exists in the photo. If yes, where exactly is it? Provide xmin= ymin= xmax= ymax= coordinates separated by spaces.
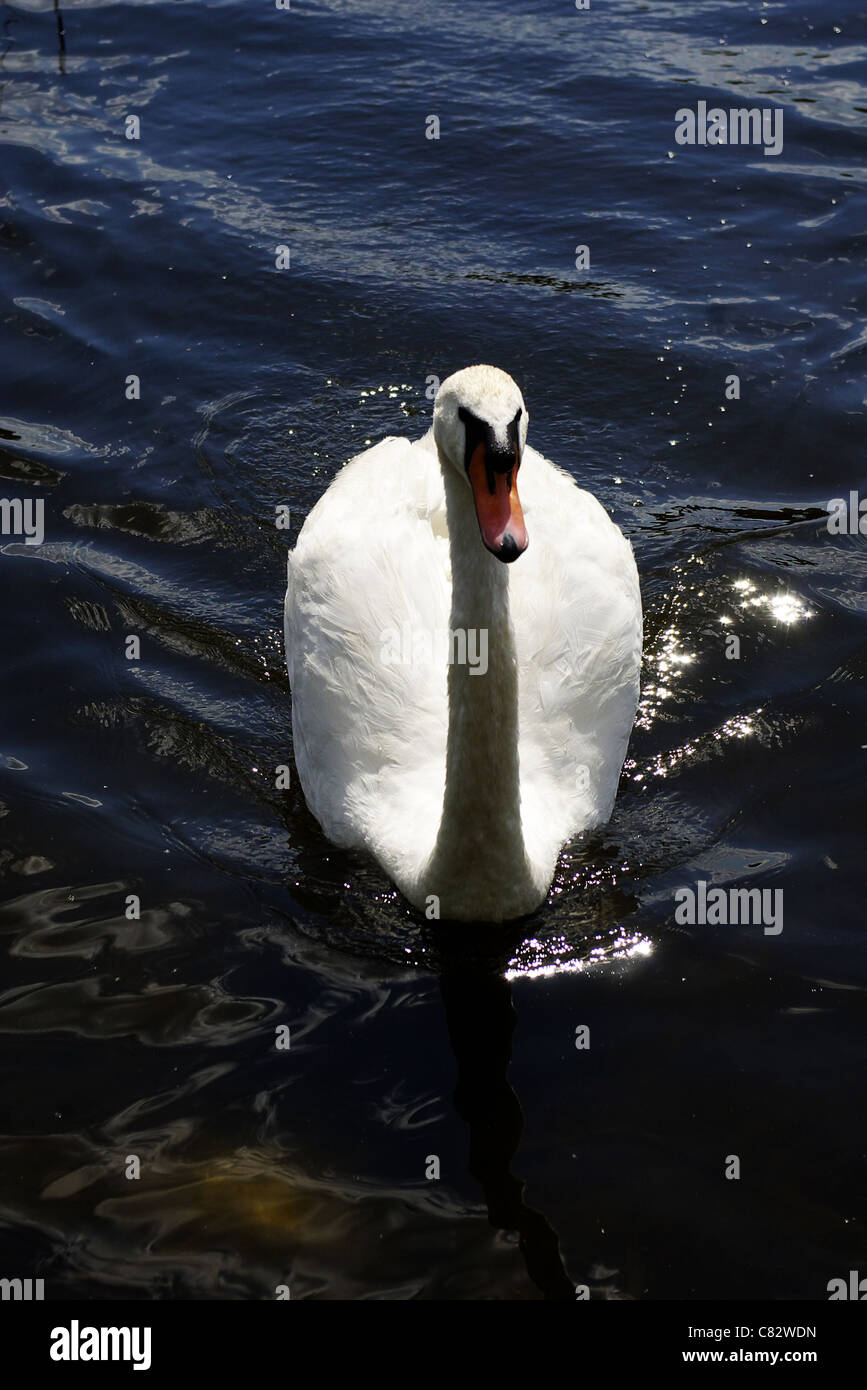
xmin=284 ymin=365 xmax=642 ymax=923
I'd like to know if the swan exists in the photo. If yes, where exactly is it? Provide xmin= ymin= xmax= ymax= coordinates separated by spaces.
xmin=284 ymin=365 xmax=642 ymax=923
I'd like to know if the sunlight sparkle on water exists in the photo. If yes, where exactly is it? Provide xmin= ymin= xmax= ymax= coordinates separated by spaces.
xmin=732 ymin=578 xmax=812 ymax=626
xmin=505 ymin=931 xmax=653 ymax=981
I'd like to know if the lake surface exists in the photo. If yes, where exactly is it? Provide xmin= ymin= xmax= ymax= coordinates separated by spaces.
xmin=0 ymin=0 xmax=865 ymax=1299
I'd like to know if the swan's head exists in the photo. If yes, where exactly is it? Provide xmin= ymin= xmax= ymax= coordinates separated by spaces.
xmin=433 ymin=365 xmax=529 ymax=563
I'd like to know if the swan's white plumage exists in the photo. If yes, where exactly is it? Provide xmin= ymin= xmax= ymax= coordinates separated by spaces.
xmin=284 ymin=367 xmax=642 ymax=921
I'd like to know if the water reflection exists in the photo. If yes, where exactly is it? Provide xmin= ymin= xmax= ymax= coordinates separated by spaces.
xmin=54 ymin=1 xmax=66 ymax=77
xmin=434 ymin=928 xmax=576 ymax=1300
xmin=424 ymin=918 xmax=645 ymax=1299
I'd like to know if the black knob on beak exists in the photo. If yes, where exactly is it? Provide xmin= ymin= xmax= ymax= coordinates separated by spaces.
xmin=497 ymin=533 xmax=522 ymax=563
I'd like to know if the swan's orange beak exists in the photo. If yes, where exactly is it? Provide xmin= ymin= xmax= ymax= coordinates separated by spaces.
xmin=467 ymin=442 xmax=528 ymax=563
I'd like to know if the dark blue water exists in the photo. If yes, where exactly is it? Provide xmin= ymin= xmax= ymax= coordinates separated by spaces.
xmin=0 ymin=0 xmax=865 ymax=1300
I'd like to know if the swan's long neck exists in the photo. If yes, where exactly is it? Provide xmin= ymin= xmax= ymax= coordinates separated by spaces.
xmin=425 ymin=457 xmax=537 ymax=920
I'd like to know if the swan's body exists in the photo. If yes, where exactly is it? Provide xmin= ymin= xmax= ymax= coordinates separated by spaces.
xmin=284 ymin=366 xmax=642 ymax=922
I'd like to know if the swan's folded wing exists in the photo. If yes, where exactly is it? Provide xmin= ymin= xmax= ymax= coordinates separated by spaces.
xmin=511 ymin=450 xmax=642 ymax=868
xmin=284 ymin=436 xmax=451 ymax=872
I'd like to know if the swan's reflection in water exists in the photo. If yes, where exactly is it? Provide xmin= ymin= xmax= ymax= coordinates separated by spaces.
xmin=423 ymin=919 xmax=649 ymax=1300
xmin=434 ymin=927 xmax=574 ymax=1300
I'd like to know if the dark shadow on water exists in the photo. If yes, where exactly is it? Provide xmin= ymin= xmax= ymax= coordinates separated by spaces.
xmin=54 ymin=0 xmax=66 ymax=76
xmin=428 ymin=922 xmax=577 ymax=1301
